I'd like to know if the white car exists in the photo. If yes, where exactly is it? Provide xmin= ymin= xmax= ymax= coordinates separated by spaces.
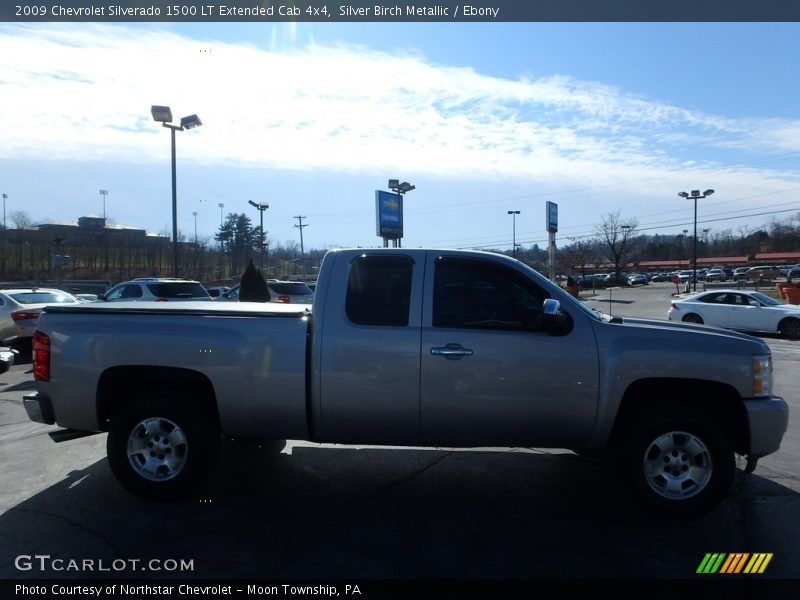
xmin=705 ymin=268 xmax=727 ymax=282
xmin=667 ymin=289 xmax=800 ymax=339
xmin=0 ymin=288 xmax=81 ymax=345
xmin=221 ymin=281 xmax=314 ymax=304
xmin=100 ymin=278 xmax=212 ymax=302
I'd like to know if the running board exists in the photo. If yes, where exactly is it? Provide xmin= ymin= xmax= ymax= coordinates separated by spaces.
xmin=48 ymin=429 xmax=102 ymax=443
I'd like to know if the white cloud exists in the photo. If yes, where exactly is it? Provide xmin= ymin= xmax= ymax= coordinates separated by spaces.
xmin=0 ymin=22 xmax=799 ymax=205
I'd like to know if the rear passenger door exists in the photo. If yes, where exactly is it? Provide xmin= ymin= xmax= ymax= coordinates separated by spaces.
xmin=316 ymin=252 xmax=424 ymax=445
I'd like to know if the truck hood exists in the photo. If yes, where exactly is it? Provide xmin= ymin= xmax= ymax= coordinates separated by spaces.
xmin=606 ymin=315 xmax=770 ymax=354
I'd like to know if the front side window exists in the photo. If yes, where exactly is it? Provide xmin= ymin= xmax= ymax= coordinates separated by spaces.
xmin=433 ymin=258 xmax=549 ymax=331
xmin=345 ymin=255 xmax=413 ymax=326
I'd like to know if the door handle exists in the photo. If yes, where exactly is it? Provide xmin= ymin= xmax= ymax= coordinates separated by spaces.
xmin=430 ymin=344 xmax=474 ymax=359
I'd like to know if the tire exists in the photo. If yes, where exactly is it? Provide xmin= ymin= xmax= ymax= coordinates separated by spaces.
xmin=621 ymin=404 xmax=734 ymax=516
xmin=107 ymin=392 xmax=221 ymax=501
xmin=778 ymin=317 xmax=800 ymax=340
xmin=682 ymin=313 xmax=704 ymax=324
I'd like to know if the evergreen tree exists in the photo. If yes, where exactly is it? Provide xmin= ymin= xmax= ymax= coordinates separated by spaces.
xmin=239 ymin=258 xmax=270 ymax=302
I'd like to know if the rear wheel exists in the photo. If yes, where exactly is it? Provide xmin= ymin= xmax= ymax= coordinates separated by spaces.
xmin=778 ymin=317 xmax=800 ymax=340
xmin=107 ymin=392 xmax=220 ymax=500
xmin=622 ymin=404 xmax=734 ymax=516
xmin=682 ymin=313 xmax=704 ymax=324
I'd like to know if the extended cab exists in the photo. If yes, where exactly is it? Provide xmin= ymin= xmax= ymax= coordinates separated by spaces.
xmin=24 ymin=249 xmax=789 ymax=515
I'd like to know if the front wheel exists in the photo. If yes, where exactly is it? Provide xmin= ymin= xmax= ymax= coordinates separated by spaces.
xmin=107 ymin=393 xmax=220 ymax=500
xmin=622 ymin=405 xmax=734 ymax=516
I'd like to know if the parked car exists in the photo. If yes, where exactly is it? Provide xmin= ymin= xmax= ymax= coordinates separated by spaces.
xmin=627 ymin=273 xmax=648 ymax=286
xmin=221 ymin=281 xmax=315 ymax=304
xmin=648 ymin=272 xmax=671 ymax=282
xmin=705 ymin=268 xmax=727 ymax=282
xmin=778 ymin=264 xmax=800 ymax=276
xmin=205 ymin=286 xmax=230 ymax=298
xmin=99 ymin=278 xmax=213 ymax=302
xmin=676 ymin=270 xmax=696 ymax=283
xmin=0 ymin=288 xmax=81 ymax=345
xmin=745 ymin=266 xmax=780 ymax=281
xmin=0 ymin=346 xmax=17 ymax=375
xmin=667 ymin=289 xmax=800 ymax=339
xmin=732 ymin=267 xmax=751 ymax=281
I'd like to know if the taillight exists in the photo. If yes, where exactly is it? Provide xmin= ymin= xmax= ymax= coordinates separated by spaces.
xmin=670 ymin=303 xmax=680 ymax=310
xmin=278 ymin=295 xmax=290 ymax=303
xmin=33 ymin=331 xmax=51 ymax=382
xmin=12 ymin=311 xmax=39 ymax=321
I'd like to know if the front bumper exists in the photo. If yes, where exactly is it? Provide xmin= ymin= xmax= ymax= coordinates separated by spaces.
xmin=744 ymin=397 xmax=789 ymax=458
xmin=23 ymin=391 xmax=55 ymax=425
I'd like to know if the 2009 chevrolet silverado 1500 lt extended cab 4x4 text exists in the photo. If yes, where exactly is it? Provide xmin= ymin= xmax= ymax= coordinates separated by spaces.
xmin=24 ymin=249 xmax=788 ymax=515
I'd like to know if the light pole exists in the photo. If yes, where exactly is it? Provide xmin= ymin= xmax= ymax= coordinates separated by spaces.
xmin=99 ymin=189 xmax=109 ymax=221
xmin=2 ymin=193 xmax=6 ymax=230
xmin=507 ymin=210 xmax=520 ymax=258
xmin=248 ymin=200 xmax=269 ymax=272
xmin=192 ymin=211 xmax=198 ymax=244
xmin=294 ymin=216 xmax=308 ymax=278
xmin=678 ymin=189 xmax=715 ymax=291
xmin=151 ymin=105 xmax=203 ymax=277
xmin=388 ymin=179 xmax=415 ymax=248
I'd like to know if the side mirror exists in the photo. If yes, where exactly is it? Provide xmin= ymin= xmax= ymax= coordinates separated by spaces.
xmin=542 ymin=298 xmax=572 ymax=335
xmin=97 ymin=294 xmax=107 ymax=301
xmin=543 ymin=298 xmax=560 ymax=316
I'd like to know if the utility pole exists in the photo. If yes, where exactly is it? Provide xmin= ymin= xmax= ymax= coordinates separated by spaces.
xmin=294 ymin=215 xmax=308 ymax=278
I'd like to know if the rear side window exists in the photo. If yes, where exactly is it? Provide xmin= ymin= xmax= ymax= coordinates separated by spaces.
xmin=146 ymin=282 xmax=210 ymax=298
xmin=345 ymin=255 xmax=413 ymax=326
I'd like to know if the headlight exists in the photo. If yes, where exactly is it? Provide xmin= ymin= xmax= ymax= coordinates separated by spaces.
xmin=752 ymin=354 xmax=772 ymax=397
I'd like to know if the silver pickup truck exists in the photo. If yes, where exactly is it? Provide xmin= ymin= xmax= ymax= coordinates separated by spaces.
xmin=24 ymin=248 xmax=788 ymax=515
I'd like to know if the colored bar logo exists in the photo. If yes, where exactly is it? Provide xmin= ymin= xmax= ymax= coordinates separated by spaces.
xmin=697 ymin=553 xmax=773 ymax=574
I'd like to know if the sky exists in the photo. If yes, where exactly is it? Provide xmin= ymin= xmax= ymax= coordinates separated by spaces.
xmin=1 ymin=21 xmax=799 ymax=252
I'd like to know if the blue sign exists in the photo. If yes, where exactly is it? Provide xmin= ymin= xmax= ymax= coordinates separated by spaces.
xmin=546 ymin=201 xmax=558 ymax=233
xmin=375 ymin=190 xmax=403 ymax=239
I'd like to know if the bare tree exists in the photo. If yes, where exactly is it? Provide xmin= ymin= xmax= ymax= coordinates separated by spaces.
xmin=596 ymin=211 xmax=639 ymax=279
xmin=9 ymin=210 xmax=34 ymax=229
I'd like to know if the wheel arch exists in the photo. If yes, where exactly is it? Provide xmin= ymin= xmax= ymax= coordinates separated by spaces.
xmin=777 ymin=316 xmax=800 ymax=339
xmin=97 ymin=366 xmax=220 ymax=432
xmin=608 ymin=378 xmax=749 ymax=455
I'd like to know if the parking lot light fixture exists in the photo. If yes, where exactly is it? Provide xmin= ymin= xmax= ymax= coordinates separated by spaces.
xmin=248 ymin=200 xmax=269 ymax=271
xmin=151 ymin=105 xmax=203 ymax=277
xmin=508 ymin=210 xmax=520 ymax=258
xmin=679 ymin=188 xmax=715 ymax=291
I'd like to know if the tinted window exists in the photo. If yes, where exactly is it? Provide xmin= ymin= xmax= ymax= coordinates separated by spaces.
xmin=433 ymin=258 xmax=548 ymax=331
xmin=268 ymin=282 xmax=313 ymax=295
xmin=147 ymin=282 xmax=210 ymax=298
xmin=9 ymin=292 xmax=76 ymax=304
xmin=345 ymin=255 xmax=413 ymax=326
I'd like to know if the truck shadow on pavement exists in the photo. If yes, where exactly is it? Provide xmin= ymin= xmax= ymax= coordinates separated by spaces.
xmin=1 ymin=441 xmax=798 ymax=580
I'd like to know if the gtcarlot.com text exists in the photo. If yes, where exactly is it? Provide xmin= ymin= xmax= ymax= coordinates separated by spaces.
xmin=14 ymin=554 xmax=194 ymax=573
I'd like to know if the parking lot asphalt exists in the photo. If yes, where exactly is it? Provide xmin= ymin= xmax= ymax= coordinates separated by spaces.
xmin=1 ymin=283 xmax=798 ymax=587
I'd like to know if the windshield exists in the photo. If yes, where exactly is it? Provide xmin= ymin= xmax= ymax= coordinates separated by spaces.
xmin=268 ymin=282 xmax=313 ymax=295
xmin=146 ymin=282 xmax=210 ymax=298
xmin=751 ymin=292 xmax=783 ymax=306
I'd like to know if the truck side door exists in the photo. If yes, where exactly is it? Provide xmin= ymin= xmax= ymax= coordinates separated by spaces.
xmin=420 ymin=255 xmax=599 ymax=448
xmin=315 ymin=251 xmax=424 ymax=445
